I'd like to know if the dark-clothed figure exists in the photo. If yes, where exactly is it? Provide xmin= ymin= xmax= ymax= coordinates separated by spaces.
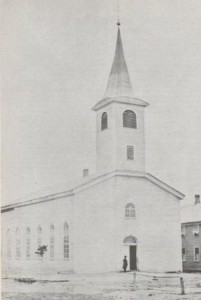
xmin=123 ymin=256 xmax=128 ymax=272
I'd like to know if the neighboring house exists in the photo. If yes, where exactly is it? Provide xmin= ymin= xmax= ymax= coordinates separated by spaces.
xmin=181 ymin=195 xmax=201 ymax=272
xmin=1 ymin=23 xmax=184 ymax=276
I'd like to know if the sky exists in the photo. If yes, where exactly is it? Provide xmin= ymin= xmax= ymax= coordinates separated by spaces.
xmin=1 ymin=0 xmax=201 ymax=205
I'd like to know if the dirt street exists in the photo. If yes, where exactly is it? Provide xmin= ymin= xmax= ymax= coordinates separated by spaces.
xmin=2 ymin=272 xmax=201 ymax=300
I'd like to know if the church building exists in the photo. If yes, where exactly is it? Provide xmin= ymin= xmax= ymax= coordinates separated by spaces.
xmin=2 ymin=23 xmax=184 ymax=276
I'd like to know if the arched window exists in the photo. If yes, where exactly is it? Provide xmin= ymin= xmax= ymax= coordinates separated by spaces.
xmin=50 ymin=224 xmax=55 ymax=259
xmin=123 ymin=235 xmax=137 ymax=244
xmin=101 ymin=112 xmax=108 ymax=130
xmin=7 ymin=229 xmax=11 ymax=259
xmin=16 ymin=228 xmax=21 ymax=259
xmin=37 ymin=225 xmax=42 ymax=247
xmin=26 ymin=227 xmax=31 ymax=259
xmin=63 ymin=222 xmax=69 ymax=260
xmin=125 ymin=203 xmax=135 ymax=218
xmin=123 ymin=110 xmax=137 ymax=128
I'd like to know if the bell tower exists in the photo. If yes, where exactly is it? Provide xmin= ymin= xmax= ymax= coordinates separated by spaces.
xmin=92 ymin=23 xmax=149 ymax=174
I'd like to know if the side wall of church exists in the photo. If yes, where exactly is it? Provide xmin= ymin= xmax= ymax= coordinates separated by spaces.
xmin=2 ymin=195 xmax=74 ymax=277
xmin=114 ymin=176 xmax=182 ymax=272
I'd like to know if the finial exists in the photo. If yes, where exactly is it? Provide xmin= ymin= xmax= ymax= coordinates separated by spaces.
xmin=116 ymin=0 xmax=121 ymax=26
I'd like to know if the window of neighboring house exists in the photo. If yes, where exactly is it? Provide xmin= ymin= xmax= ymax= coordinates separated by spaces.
xmin=50 ymin=224 xmax=55 ymax=260
xmin=125 ymin=203 xmax=135 ymax=218
xmin=193 ymin=224 xmax=199 ymax=236
xmin=16 ymin=228 xmax=21 ymax=259
xmin=181 ymin=225 xmax=186 ymax=236
xmin=64 ymin=222 xmax=69 ymax=260
xmin=127 ymin=145 xmax=134 ymax=160
xmin=123 ymin=110 xmax=137 ymax=128
xmin=7 ymin=229 xmax=11 ymax=259
xmin=26 ymin=227 xmax=31 ymax=259
xmin=194 ymin=247 xmax=200 ymax=261
xmin=182 ymin=248 xmax=186 ymax=262
xmin=101 ymin=112 xmax=108 ymax=130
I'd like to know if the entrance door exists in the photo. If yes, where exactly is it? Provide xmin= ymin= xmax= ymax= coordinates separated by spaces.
xmin=130 ymin=246 xmax=137 ymax=270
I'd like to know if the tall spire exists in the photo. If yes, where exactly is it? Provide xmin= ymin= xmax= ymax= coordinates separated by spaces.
xmin=104 ymin=24 xmax=133 ymax=98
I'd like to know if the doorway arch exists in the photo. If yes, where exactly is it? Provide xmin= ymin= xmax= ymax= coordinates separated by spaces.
xmin=123 ymin=235 xmax=137 ymax=245
xmin=123 ymin=235 xmax=137 ymax=270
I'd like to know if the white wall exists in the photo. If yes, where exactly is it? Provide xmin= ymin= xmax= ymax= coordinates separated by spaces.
xmin=96 ymin=103 xmax=116 ymax=173
xmin=73 ymin=177 xmax=116 ymax=273
xmin=114 ymin=175 xmax=182 ymax=272
xmin=2 ymin=195 xmax=74 ymax=277
xmin=96 ymin=102 xmax=146 ymax=174
xmin=114 ymin=103 xmax=145 ymax=172
xmin=2 ymin=174 xmax=182 ymax=276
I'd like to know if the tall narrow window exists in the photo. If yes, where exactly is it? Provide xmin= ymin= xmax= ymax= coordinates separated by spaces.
xmin=127 ymin=145 xmax=134 ymax=160
xmin=192 ymin=225 xmax=199 ymax=235
xmin=26 ymin=227 xmax=31 ymax=259
xmin=125 ymin=203 xmax=135 ymax=218
xmin=194 ymin=247 xmax=200 ymax=261
xmin=50 ymin=224 xmax=55 ymax=259
xmin=64 ymin=222 xmax=69 ymax=260
xmin=123 ymin=110 xmax=137 ymax=128
xmin=101 ymin=112 xmax=108 ymax=130
xmin=182 ymin=248 xmax=186 ymax=262
xmin=7 ymin=229 xmax=11 ymax=259
xmin=16 ymin=228 xmax=21 ymax=259
xmin=37 ymin=225 xmax=42 ymax=247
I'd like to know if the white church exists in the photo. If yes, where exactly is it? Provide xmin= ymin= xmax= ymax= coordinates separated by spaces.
xmin=2 ymin=23 xmax=184 ymax=276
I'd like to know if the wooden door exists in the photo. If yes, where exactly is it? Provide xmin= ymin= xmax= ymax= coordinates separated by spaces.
xmin=130 ymin=245 xmax=137 ymax=270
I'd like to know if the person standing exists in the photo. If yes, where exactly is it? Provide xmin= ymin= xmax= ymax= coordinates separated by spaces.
xmin=123 ymin=256 xmax=128 ymax=272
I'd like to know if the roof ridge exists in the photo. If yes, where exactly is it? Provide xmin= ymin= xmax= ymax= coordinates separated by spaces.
xmin=1 ymin=170 xmax=184 ymax=212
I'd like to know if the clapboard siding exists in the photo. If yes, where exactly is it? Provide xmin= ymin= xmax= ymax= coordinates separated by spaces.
xmin=114 ymin=176 xmax=182 ymax=272
xmin=182 ymin=223 xmax=201 ymax=271
xmin=2 ymin=195 xmax=74 ymax=277
xmin=2 ymin=174 xmax=182 ymax=276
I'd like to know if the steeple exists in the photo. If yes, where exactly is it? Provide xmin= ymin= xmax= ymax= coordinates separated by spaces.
xmin=93 ymin=23 xmax=149 ymax=175
xmin=104 ymin=24 xmax=133 ymax=98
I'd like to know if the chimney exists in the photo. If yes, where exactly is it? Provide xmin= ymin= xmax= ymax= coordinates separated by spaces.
xmin=83 ymin=169 xmax=89 ymax=178
xmin=195 ymin=194 xmax=200 ymax=205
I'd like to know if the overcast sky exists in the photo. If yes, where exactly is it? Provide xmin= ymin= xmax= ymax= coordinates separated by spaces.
xmin=1 ymin=0 xmax=201 ymax=205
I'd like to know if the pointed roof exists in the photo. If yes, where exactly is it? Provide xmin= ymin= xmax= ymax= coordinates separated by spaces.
xmin=104 ymin=24 xmax=133 ymax=98
xmin=181 ymin=203 xmax=201 ymax=223
xmin=92 ymin=24 xmax=149 ymax=111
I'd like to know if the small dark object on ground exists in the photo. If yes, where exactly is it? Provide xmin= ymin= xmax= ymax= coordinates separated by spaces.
xmin=15 ymin=278 xmax=36 ymax=284
xmin=39 ymin=280 xmax=69 ymax=283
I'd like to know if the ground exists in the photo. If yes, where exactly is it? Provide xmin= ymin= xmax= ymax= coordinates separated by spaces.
xmin=2 ymin=272 xmax=201 ymax=300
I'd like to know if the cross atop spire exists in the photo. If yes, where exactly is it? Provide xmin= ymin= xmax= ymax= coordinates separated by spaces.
xmin=104 ymin=25 xmax=133 ymax=98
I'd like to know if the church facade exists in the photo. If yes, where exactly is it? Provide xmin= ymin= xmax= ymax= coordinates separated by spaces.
xmin=2 ymin=24 xmax=184 ymax=276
